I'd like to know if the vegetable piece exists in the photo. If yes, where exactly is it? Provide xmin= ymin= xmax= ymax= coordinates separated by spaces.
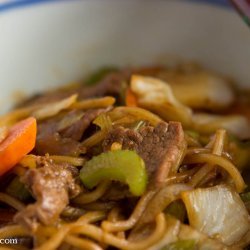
xmin=241 ymin=192 xmax=250 ymax=202
xmin=149 ymin=215 xmax=226 ymax=250
xmin=228 ymin=137 xmax=250 ymax=171
xmin=241 ymin=191 xmax=250 ymax=213
xmin=130 ymin=75 xmax=192 ymax=127
xmin=20 ymin=154 xmax=37 ymax=168
xmin=184 ymin=130 xmax=199 ymax=140
xmin=32 ymin=94 xmax=77 ymax=120
xmin=165 ymin=201 xmax=186 ymax=222
xmin=6 ymin=176 xmax=31 ymax=201
xmin=161 ymin=71 xmax=235 ymax=111
xmin=161 ymin=240 xmax=196 ymax=250
xmin=135 ymin=184 xmax=191 ymax=226
xmin=193 ymin=113 xmax=250 ymax=140
xmin=181 ymin=185 xmax=250 ymax=246
xmin=80 ymin=150 xmax=147 ymax=196
xmin=93 ymin=113 xmax=112 ymax=131
xmin=125 ymin=88 xmax=138 ymax=107
xmin=178 ymin=223 xmax=227 ymax=250
xmin=0 ymin=117 xmax=37 ymax=176
xmin=61 ymin=206 xmax=86 ymax=220
xmin=108 ymin=107 xmax=163 ymax=126
xmin=84 ymin=67 xmax=118 ymax=85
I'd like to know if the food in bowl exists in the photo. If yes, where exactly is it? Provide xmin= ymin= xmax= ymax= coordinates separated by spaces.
xmin=0 ymin=63 xmax=249 ymax=249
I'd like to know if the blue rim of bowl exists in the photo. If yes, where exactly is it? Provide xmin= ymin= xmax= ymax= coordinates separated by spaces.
xmin=0 ymin=0 xmax=230 ymax=13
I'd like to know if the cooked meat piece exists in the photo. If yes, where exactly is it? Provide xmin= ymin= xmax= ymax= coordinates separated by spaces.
xmin=14 ymin=158 xmax=81 ymax=232
xmin=60 ymin=109 xmax=107 ymax=140
xmin=35 ymin=109 xmax=107 ymax=156
xmin=103 ymin=122 xmax=186 ymax=188
xmin=35 ymin=134 xmax=85 ymax=157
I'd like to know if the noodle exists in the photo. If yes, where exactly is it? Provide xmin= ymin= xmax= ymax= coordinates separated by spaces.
xmin=165 ymin=167 xmax=199 ymax=184
xmin=73 ymin=181 xmax=111 ymax=204
xmin=184 ymin=153 xmax=246 ymax=192
xmin=35 ymin=211 xmax=106 ymax=250
xmin=71 ymin=213 xmax=165 ymax=250
xmin=107 ymin=207 xmax=126 ymax=240
xmin=0 ymin=107 xmax=36 ymax=127
xmin=82 ymin=130 xmax=106 ymax=148
xmin=64 ymin=235 xmax=103 ymax=250
xmin=0 ymin=64 xmax=249 ymax=249
xmin=189 ymin=129 xmax=226 ymax=187
xmin=0 ymin=225 xmax=29 ymax=238
xmin=35 ymin=226 xmax=70 ymax=250
xmin=186 ymin=147 xmax=210 ymax=155
xmin=107 ymin=207 xmax=123 ymax=223
xmin=101 ymin=190 xmax=156 ymax=233
xmin=72 ymin=97 xmax=115 ymax=110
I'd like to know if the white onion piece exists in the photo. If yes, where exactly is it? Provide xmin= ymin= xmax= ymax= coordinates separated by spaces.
xmin=193 ymin=113 xmax=250 ymax=140
xmin=164 ymin=72 xmax=235 ymax=111
xmin=33 ymin=94 xmax=77 ymax=120
xmin=179 ymin=224 xmax=227 ymax=250
xmin=131 ymin=75 xmax=192 ymax=127
xmin=149 ymin=215 xmax=227 ymax=250
xmin=181 ymin=185 xmax=250 ymax=246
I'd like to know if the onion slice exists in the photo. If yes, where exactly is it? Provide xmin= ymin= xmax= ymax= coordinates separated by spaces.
xmin=161 ymin=71 xmax=235 ymax=111
xmin=193 ymin=113 xmax=250 ymax=140
xmin=130 ymin=75 xmax=192 ymax=127
xmin=33 ymin=94 xmax=77 ymax=120
xmin=181 ymin=185 xmax=250 ymax=246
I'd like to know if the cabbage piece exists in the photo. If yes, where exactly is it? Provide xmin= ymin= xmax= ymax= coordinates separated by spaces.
xmin=181 ymin=185 xmax=250 ymax=246
xmin=33 ymin=94 xmax=77 ymax=120
xmin=161 ymin=71 xmax=235 ymax=111
xmin=193 ymin=113 xmax=250 ymax=140
xmin=130 ymin=75 xmax=192 ymax=127
xmin=178 ymin=224 xmax=228 ymax=250
xmin=149 ymin=215 xmax=228 ymax=250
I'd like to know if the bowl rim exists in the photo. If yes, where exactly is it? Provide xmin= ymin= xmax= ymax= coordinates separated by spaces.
xmin=0 ymin=0 xmax=231 ymax=14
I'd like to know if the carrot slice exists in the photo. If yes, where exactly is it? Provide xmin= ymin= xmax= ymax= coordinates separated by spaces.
xmin=0 ymin=117 xmax=37 ymax=176
xmin=125 ymin=88 xmax=138 ymax=107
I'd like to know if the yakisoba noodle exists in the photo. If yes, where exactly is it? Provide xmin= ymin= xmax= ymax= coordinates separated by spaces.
xmin=0 ymin=64 xmax=249 ymax=249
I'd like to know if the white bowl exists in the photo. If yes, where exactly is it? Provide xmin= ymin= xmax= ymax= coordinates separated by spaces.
xmin=0 ymin=0 xmax=249 ymax=114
